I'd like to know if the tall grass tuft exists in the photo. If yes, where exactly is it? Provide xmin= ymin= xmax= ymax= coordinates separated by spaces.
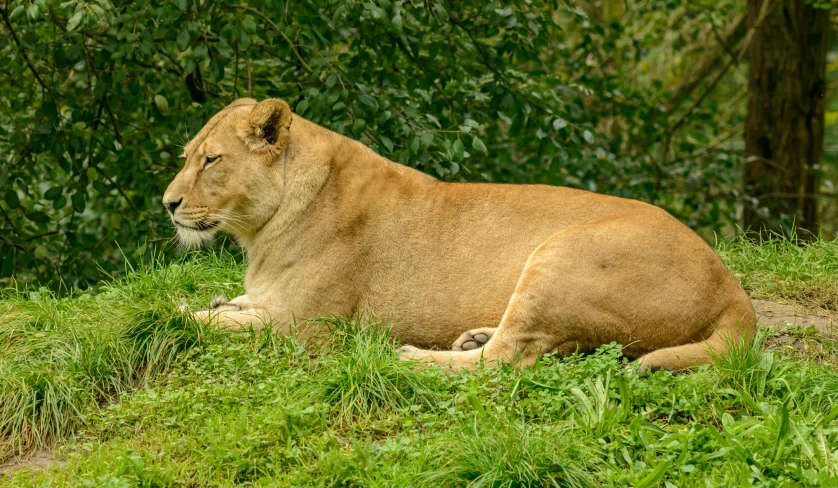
xmin=717 ymin=232 xmax=838 ymax=311
xmin=125 ymin=304 xmax=214 ymax=382
xmin=313 ymin=316 xmax=446 ymax=424
xmin=0 ymin=365 xmax=86 ymax=455
xmin=0 ymin=251 xmax=244 ymax=459
xmin=423 ymin=418 xmax=596 ymax=487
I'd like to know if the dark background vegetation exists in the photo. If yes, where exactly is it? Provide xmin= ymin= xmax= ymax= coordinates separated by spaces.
xmin=1 ymin=0 xmax=836 ymax=290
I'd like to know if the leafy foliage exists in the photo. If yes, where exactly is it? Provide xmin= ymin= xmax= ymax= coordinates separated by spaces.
xmin=0 ymin=0 xmax=763 ymax=289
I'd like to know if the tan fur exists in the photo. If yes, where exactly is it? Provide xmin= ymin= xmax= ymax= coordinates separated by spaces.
xmin=163 ymin=98 xmax=756 ymax=371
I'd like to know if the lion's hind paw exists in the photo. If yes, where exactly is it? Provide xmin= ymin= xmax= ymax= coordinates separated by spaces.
xmin=452 ymin=327 xmax=496 ymax=351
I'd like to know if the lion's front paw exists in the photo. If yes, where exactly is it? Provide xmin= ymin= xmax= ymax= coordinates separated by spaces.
xmin=209 ymin=295 xmax=241 ymax=311
xmin=192 ymin=309 xmax=211 ymax=324
xmin=396 ymin=345 xmax=418 ymax=357
xmin=210 ymin=295 xmax=228 ymax=309
xmin=397 ymin=345 xmax=430 ymax=362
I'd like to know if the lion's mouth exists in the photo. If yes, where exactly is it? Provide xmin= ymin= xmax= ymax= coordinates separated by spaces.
xmin=175 ymin=220 xmax=220 ymax=231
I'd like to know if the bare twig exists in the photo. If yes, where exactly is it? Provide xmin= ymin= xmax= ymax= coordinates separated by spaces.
xmin=658 ymin=2 xmax=773 ymax=180
xmin=245 ymin=48 xmax=252 ymax=97
xmin=0 ymin=233 xmax=25 ymax=251
xmin=231 ymin=4 xmax=312 ymax=73
xmin=0 ymin=5 xmax=48 ymax=90
xmin=758 ymin=193 xmax=838 ymax=200
xmin=665 ymin=14 xmax=746 ymax=115
xmin=26 ymin=230 xmax=60 ymax=241
xmin=0 ymin=205 xmax=20 ymax=235
xmin=91 ymin=164 xmax=140 ymax=215
xmin=104 ymin=96 xmax=122 ymax=143
xmin=233 ymin=38 xmax=239 ymax=97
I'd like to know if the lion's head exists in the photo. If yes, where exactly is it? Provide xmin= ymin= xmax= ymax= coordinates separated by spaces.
xmin=162 ymin=98 xmax=293 ymax=248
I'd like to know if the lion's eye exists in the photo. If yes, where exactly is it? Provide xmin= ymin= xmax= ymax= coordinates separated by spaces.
xmin=203 ymin=155 xmax=220 ymax=168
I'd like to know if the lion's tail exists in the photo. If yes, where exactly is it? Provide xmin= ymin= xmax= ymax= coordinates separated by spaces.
xmin=637 ymin=299 xmax=757 ymax=371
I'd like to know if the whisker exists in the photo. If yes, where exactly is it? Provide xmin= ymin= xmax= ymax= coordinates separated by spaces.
xmin=208 ymin=213 xmax=249 ymax=229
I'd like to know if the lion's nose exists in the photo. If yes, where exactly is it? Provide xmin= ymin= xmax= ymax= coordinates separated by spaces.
xmin=163 ymin=197 xmax=183 ymax=214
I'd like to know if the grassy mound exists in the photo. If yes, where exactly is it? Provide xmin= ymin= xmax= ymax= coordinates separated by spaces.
xmin=1 ymin=236 xmax=837 ymax=486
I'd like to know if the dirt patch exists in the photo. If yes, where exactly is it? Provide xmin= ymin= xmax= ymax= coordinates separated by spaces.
xmin=0 ymin=449 xmax=64 ymax=479
xmin=752 ymin=299 xmax=836 ymax=333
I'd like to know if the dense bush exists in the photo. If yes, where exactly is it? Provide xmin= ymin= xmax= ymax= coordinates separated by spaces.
xmin=0 ymin=0 xmax=786 ymax=288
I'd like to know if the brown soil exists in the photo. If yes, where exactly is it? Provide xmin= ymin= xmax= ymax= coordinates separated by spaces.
xmin=752 ymin=299 xmax=836 ymax=332
xmin=0 ymin=449 xmax=64 ymax=479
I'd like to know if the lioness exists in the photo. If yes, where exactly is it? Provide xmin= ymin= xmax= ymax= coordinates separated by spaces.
xmin=163 ymin=97 xmax=755 ymax=371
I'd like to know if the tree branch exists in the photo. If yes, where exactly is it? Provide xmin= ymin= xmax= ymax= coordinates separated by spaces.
xmin=26 ymin=230 xmax=60 ymax=241
xmin=0 ymin=205 xmax=20 ymax=236
xmin=658 ymin=4 xmax=772 ymax=178
xmin=0 ymin=5 xmax=48 ymax=90
xmin=231 ymin=4 xmax=311 ymax=73
xmin=104 ymin=96 xmax=122 ymax=143
xmin=666 ymin=14 xmax=746 ymax=115
xmin=92 ymin=164 xmax=140 ymax=215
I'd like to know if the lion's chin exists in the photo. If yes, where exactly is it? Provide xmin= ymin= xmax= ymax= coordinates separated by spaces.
xmin=175 ymin=226 xmax=215 ymax=249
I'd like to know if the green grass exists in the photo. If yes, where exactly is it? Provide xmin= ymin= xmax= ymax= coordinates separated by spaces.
xmin=1 ymin=236 xmax=837 ymax=486
xmin=718 ymin=233 xmax=838 ymax=312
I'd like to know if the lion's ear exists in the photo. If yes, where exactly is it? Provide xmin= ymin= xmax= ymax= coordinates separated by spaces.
xmin=235 ymin=98 xmax=293 ymax=155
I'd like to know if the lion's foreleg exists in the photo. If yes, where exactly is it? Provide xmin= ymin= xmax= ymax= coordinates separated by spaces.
xmin=191 ymin=294 xmax=272 ymax=331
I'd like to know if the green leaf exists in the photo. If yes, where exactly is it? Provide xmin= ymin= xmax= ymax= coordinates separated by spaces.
xmin=214 ymin=42 xmax=234 ymax=60
xmin=176 ymin=29 xmax=190 ymax=51
xmin=358 ymin=95 xmax=378 ymax=113
xmin=583 ymin=130 xmax=595 ymax=144
xmin=4 ymin=189 xmax=20 ymax=209
xmin=179 ymin=59 xmax=195 ymax=76
xmin=35 ymin=245 xmax=49 ymax=259
xmin=472 ymin=136 xmax=488 ymax=155
xmin=420 ymin=131 xmax=434 ymax=149
xmin=452 ymin=139 xmax=465 ymax=160
xmin=553 ymin=118 xmax=568 ymax=130
xmin=466 ymin=393 xmax=487 ymax=416
xmin=71 ymin=191 xmax=86 ymax=213
xmin=409 ymin=136 xmax=421 ymax=154
xmin=27 ymin=211 xmax=49 ymax=223
xmin=9 ymin=5 xmax=25 ymax=21
xmin=772 ymin=399 xmax=791 ymax=463
xmin=176 ymin=0 xmax=188 ymax=12
xmin=193 ymin=44 xmax=208 ymax=60
xmin=241 ymin=15 xmax=257 ymax=34
xmin=635 ymin=460 xmax=671 ymax=488
xmin=239 ymin=30 xmax=250 ymax=50
xmin=390 ymin=13 xmax=403 ymax=35
xmin=425 ymin=113 xmax=441 ymax=128
xmin=66 ymin=11 xmax=83 ymax=31
xmin=432 ymin=3 xmax=448 ymax=22
xmin=65 ymin=44 xmax=81 ymax=61
xmin=352 ymin=118 xmax=366 ymax=137
xmin=26 ymin=3 xmax=39 ymax=19
xmin=209 ymin=58 xmax=224 ymax=81
xmin=154 ymin=94 xmax=169 ymax=116
xmin=366 ymin=4 xmax=386 ymax=20
xmin=380 ymin=136 xmax=393 ymax=153
xmin=44 ymin=187 xmax=63 ymax=201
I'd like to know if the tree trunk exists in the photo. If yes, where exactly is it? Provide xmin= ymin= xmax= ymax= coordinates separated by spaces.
xmin=743 ymin=0 xmax=828 ymax=239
